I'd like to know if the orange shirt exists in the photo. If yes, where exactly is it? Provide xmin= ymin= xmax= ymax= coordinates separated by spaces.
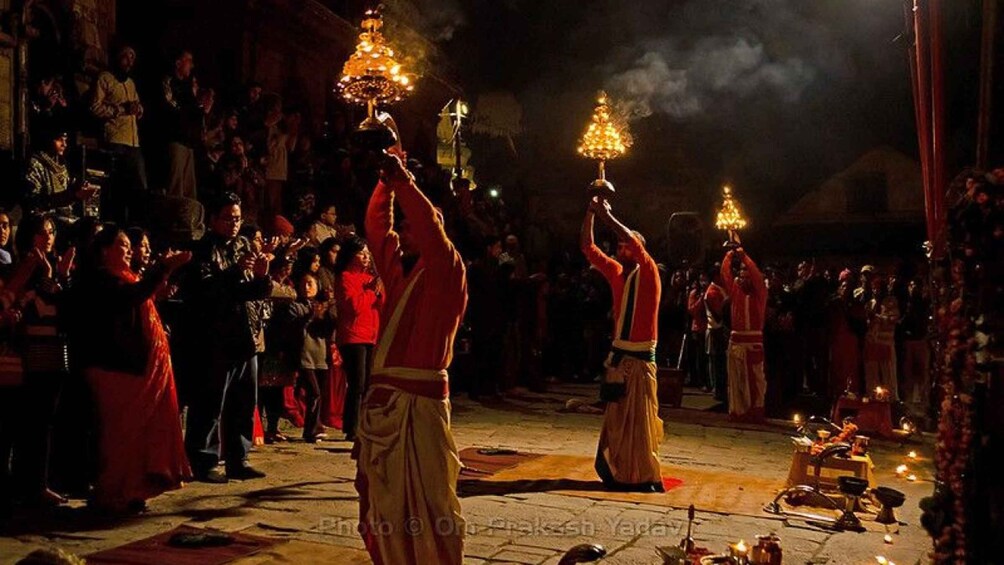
xmin=583 ymin=236 xmax=660 ymax=343
xmin=365 ymin=176 xmax=467 ymax=373
xmin=721 ymin=251 xmax=767 ymax=333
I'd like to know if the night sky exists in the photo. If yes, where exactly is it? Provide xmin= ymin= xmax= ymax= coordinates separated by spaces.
xmin=394 ymin=0 xmax=991 ymax=229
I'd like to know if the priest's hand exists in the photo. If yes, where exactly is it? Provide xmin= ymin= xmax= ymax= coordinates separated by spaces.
xmin=588 ymin=196 xmax=613 ymax=220
xmin=381 ymin=153 xmax=414 ymax=186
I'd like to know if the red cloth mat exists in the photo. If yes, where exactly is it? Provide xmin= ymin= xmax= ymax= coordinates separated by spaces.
xmin=662 ymin=477 xmax=684 ymax=491
xmin=85 ymin=525 xmax=281 ymax=565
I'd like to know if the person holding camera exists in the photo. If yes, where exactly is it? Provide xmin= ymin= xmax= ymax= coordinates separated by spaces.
xmin=580 ymin=196 xmax=664 ymax=493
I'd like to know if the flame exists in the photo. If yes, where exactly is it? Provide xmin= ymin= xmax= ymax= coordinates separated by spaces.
xmin=715 ymin=185 xmax=747 ymax=232
xmin=338 ymin=8 xmax=416 ymax=107
xmin=577 ymin=91 xmax=631 ymax=162
xmin=908 ymin=451 xmax=918 ymax=460
xmin=895 ymin=464 xmax=908 ymax=476
xmin=884 ymin=534 xmax=894 ymax=544
xmin=735 ymin=540 xmax=747 ymax=553
xmin=793 ymin=414 xmax=802 ymax=425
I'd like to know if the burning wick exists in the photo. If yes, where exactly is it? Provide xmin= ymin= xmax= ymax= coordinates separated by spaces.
xmin=908 ymin=451 xmax=918 ymax=460
xmin=731 ymin=539 xmax=748 ymax=558
xmin=907 ymin=474 xmax=917 ymax=482
xmin=884 ymin=534 xmax=894 ymax=544
xmin=895 ymin=464 xmax=908 ymax=476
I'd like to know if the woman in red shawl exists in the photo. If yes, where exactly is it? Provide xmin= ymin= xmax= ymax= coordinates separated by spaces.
xmin=71 ymin=225 xmax=192 ymax=512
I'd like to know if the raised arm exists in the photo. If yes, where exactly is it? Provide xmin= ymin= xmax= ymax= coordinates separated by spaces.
xmin=580 ymin=206 xmax=621 ymax=282
xmin=591 ymin=197 xmax=654 ymax=269
xmin=365 ymin=177 xmax=403 ymax=288
xmin=739 ymin=250 xmax=766 ymax=298
xmin=381 ymin=155 xmax=454 ymax=267
xmin=721 ymin=251 xmax=736 ymax=294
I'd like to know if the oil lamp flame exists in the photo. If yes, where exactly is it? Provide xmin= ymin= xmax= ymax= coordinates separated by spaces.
xmin=338 ymin=7 xmax=416 ymax=113
xmin=715 ymin=185 xmax=747 ymax=232
xmin=577 ymin=90 xmax=631 ymax=164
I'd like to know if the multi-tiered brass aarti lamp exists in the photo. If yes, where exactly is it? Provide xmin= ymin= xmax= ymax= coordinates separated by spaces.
xmin=577 ymin=91 xmax=630 ymax=197
xmin=338 ymin=6 xmax=416 ymax=151
xmin=715 ymin=185 xmax=747 ymax=249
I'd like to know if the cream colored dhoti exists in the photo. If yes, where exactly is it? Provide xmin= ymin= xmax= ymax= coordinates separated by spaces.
xmin=595 ymin=352 xmax=664 ymax=489
xmin=727 ymin=331 xmax=766 ymax=419
xmin=355 ymin=376 xmax=464 ymax=565
xmin=353 ymin=268 xmax=464 ymax=564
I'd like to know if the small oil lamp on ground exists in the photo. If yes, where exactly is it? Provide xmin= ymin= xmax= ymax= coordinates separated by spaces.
xmin=715 ymin=185 xmax=747 ymax=250
xmin=338 ymin=6 xmax=415 ymax=152
xmin=577 ymin=91 xmax=630 ymax=198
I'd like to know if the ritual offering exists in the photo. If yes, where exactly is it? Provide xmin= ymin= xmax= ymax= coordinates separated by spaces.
xmin=577 ymin=91 xmax=631 ymax=197
xmin=750 ymin=533 xmax=783 ymax=565
xmin=811 ymin=421 xmax=858 ymax=456
xmin=715 ymin=185 xmax=747 ymax=250
xmin=338 ymin=6 xmax=416 ymax=152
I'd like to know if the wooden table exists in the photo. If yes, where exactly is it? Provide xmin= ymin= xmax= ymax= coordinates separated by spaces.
xmin=786 ymin=450 xmax=876 ymax=490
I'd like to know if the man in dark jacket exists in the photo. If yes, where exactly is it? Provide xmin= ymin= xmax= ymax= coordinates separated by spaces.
xmin=183 ymin=192 xmax=273 ymax=483
xmin=162 ymin=49 xmax=203 ymax=200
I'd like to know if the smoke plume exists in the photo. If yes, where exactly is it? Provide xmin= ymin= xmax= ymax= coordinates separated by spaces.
xmin=385 ymin=0 xmax=467 ymax=42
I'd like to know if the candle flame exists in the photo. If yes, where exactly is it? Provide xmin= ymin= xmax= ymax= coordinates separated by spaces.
xmin=907 ymin=474 xmax=917 ymax=482
xmin=577 ymin=91 xmax=631 ymax=163
xmin=908 ymin=451 xmax=918 ymax=460
xmin=884 ymin=534 xmax=893 ymax=544
xmin=338 ymin=8 xmax=417 ymax=108
xmin=876 ymin=557 xmax=888 ymax=565
xmin=793 ymin=414 xmax=802 ymax=424
xmin=715 ymin=185 xmax=747 ymax=232
xmin=895 ymin=464 xmax=908 ymax=475
xmin=736 ymin=540 xmax=747 ymax=553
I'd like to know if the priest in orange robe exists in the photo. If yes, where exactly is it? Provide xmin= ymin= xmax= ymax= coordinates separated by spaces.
xmin=721 ymin=248 xmax=768 ymax=422
xmin=580 ymin=197 xmax=664 ymax=492
xmin=355 ymin=152 xmax=467 ymax=564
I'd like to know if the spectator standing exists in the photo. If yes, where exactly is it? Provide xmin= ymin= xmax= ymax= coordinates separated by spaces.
xmin=333 ymin=236 xmax=383 ymax=441
xmin=6 ymin=215 xmax=74 ymax=507
xmin=900 ymin=278 xmax=931 ymax=405
xmin=262 ymin=98 xmax=294 ymax=225
xmin=71 ymin=226 xmax=192 ymax=513
xmin=283 ymin=271 xmax=337 ymax=442
xmin=161 ymin=50 xmax=201 ymax=200
xmin=183 ymin=193 xmax=273 ymax=483
xmin=89 ymin=45 xmax=147 ymax=224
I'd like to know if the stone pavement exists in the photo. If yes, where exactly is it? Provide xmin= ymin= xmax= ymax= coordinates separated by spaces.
xmin=0 ymin=385 xmax=934 ymax=564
